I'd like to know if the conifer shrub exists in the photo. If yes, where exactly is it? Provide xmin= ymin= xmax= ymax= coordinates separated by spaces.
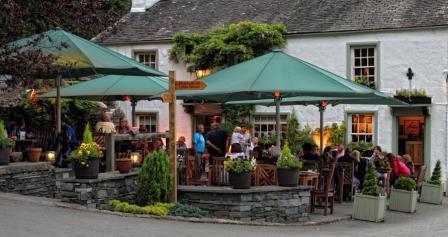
xmin=393 ymin=176 xmax=417 ymax=191
xmin=168 ymin=203 xmax=208 ymax=218
xmin=362 ymin=165 xmax=379 ymax=196
xmin=136 ymin=149 xmax=172 ymax=206
xmin=427 ymin=160 xmax=442 ymax=185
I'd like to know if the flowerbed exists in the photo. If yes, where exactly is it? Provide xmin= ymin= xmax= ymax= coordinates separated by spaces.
xmin=109 ymin=200 xmax=208 ymax=218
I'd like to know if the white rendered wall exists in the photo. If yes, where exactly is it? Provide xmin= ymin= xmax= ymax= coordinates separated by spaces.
xmin=106 ymin=27 xmax=448 ymax=179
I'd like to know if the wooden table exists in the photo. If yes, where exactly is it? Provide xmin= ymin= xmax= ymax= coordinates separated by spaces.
xmin=299 ymin=171 xmax=320 ymax=190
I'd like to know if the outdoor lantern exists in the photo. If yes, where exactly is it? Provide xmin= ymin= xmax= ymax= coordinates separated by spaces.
xmin=195 ymin=68 xmax=212 ymax=79
xmin=46 ymin=151 xmax=56 ymax=163
xmin=130 ymin=152 xmax=142 ymax=165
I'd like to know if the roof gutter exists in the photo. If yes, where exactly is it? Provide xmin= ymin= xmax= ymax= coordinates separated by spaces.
xmin=96 ymin=25 xmax=448 ymax=46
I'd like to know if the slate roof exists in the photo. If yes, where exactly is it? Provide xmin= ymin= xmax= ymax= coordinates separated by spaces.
xmin=96 ymin=0 xmax=448 ymax=44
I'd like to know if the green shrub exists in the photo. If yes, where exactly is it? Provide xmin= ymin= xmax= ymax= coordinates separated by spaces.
xmin=136 ymin=149 xmax=172 ymax=206
xmin=276 ymin=142 xmax=302 ymax=169
xmin=108 ymin=200 xmax=174 ymax=216
xmin=428 ymin=160 xmax=442 ymax=185
xmin=225 ymin=156 xmax=256 ymax=174
xmin=395 ymin=88 xmax=427 ymax=97
xmin=0 ymin=120 xmax=15 ymax=149
xmin=362 ymin=165 xmax=379 ymax=196
xmin=349 ymin=141 xmax=374 ymax=156
xmin=393 ymin=176 xmax=417 ymax=191
xmin=326 ymin=122 xmax=346 ymax=147
xmin=169 ymin=203 xmax=208 ymax=218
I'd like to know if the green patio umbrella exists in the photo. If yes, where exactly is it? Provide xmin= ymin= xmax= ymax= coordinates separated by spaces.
xmin=227 ymin=94 xmax=406 ymax=151
xmin=41 ymin=75 xmax=168 ymax=126
xmin=178 ymin=51 xmax=392 ymax=148
xmin=8 ymin=29 xmax=166 ymax=132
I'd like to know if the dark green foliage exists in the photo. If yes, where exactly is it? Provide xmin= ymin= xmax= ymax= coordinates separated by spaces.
xmin=349 ymin=141 xmax=374 ymax=156
xmin=428 ymin=160 xmax=442 ymax=185
xmin=393 ymin=176 xmax=417 ymax=191
xmin=362 ymin=165 xmax=379 ymax=196
xmin=169 ymin=21 xmax=287 ymax=72
xmin=276 ymin=142 xmax=302 ymax=169
xmin=326 ymin=123 xmax=346 ymax=147
xmin=222 ymin=105 xmax=255 ymax=129
xmin=169 ymin=203 xmax=208 ymax=218
xmin=136 ymin=149 xmax=172 ymax=206
xmin=285 ymin=112 xmax=301 ymax=154
xmin=0 ymin=120 xmax=15 ymax=149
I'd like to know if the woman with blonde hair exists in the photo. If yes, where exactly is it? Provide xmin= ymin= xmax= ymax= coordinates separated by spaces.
xmin=402 ymin=154 xmax=415 ymax=174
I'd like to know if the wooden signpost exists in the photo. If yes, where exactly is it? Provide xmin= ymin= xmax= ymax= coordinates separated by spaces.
xmin=167 ymin=71 xmax=206 ymax=203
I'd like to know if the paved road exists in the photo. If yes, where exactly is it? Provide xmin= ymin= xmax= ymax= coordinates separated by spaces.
xmin=1 ymin=195 xmax=448 ymax=237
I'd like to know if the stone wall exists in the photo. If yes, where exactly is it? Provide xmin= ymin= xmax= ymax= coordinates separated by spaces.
xmin=178 ymin=185 xmax=311 ymax=223
xmin=60 ymin=171 xmax=138 ymax=209
xmin=0 ymin=162 xmax=55 ymax=197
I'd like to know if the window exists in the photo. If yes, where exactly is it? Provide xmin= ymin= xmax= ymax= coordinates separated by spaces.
xmin=253 ymin=114 xmax=288 ymax=138
xmin=348 ymin=113 xmax=375 ymax=143
xmin=137 ymin=113 xmax=158 ymax=133
xmin=135 ymin=51 xmax=157 ymax=69
xmin=350 ymin=46 xmax=377 ymax=89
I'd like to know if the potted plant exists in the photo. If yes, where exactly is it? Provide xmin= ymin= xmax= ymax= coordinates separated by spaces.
xmin=0 ymin=120 xmax=15 ymax=166
xmin=26 ymin=147 xmax=42 ymax=162
xmin=394 ymin=88 xmax=431 ymax=104
xmin=225 ymin=153 xmax=256 ymax=189
xmin=352 ymin=164 xmax=386 ymax=222
xmin=420 ymin=160 xmax=444 ymax=204
xmin=116 ymin=156 xmax=133 ymax=174
xmin=389 ymin=176 xmax=418 ymax=213
xmin=68 ymin=124 xmax=102 ymax=179
xmin=276 ymin=143 xmax=302 ymax=187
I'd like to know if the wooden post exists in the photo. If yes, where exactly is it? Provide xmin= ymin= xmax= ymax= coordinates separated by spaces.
xmin=131 ymin=99 xmax=137 ymax=127
xmin=105 ymin=133 xmax=115 ymax=172
xmin=169 ymin=71 xmax=177 ymax=203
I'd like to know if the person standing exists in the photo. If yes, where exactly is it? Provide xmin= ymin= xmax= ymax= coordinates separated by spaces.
xmin=205 ymin=123 xmax=228 ymax=163
xmin=193 ymin=124 xmax=205 ymax=179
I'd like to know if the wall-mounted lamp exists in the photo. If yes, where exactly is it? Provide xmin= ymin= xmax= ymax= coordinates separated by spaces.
xmin=195 ymin=68 xmax=212 ymax=79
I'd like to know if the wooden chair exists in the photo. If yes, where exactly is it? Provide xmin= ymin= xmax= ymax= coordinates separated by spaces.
xmin=92 ymin=132 xmax=106 ymax=150
xmin=376 ymin=167 xmax=392 ymax=196
xmin=337 ymin=162 xmax=355 ymax=202
xmin=185 ymin=154 xmax=208 ymax=186
xmin=208 ymin=163 xmax=229 ymax=186
xmin=311 ymin=161 xmax=336 ymax=216
xmin=413 ymin=165 xmax=427 ymax=194
xmin=33 ymin=129 xmax=55 ymax=152
xmin=254 ymin=164 xmax=277 ymax=186
xmin=302 ymin=160 xmax=322 ymax=171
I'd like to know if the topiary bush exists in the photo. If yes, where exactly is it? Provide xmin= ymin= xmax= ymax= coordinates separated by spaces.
xmin=393 ymin=176 xmax=417 ymax=191
xmin=168 ymin=203 xmax=208 ymax=218
xmin=136 ymin=149 xmax=172 ymax=206
xmin=427 ymin=160 xmax=442 ymax=185
xmin=362 ymin=165 xmax=379 ymax=196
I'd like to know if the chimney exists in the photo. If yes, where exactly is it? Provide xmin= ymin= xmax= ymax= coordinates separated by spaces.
xmin=131 ymin=0 xmax=160 ymax=12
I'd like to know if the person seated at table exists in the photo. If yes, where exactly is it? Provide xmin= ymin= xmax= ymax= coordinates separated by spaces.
xmin=353 ymin=150 xmax=368 ymax=190
xmin=335 ymin=144 xmax=345 ymax=159
xmin=149 ymin=138 xmax=165 ymax=153
xmin=321 ymin=146 xmax=334 ymax=163
xmin=338 ymin=148 xmax=361 ymax=194
xmin=176 ymin=136 xmax=187 ymax=157
xmin=402 ymin=154 xmax=415 ymax=174
xmin=300 ymin=143 xmax=321 ymax=162
xmin=95 ymin=111 xmax=116 ymax=133
xmin=116 ymin=117 xmax=131 ymax=134
xmin=387 ymin=153 xmax=411 ymax=183
xmin=252 ymin=146 xmax=264 ymax=163
xmin=312 ymin=144 xmax=320 ymax=156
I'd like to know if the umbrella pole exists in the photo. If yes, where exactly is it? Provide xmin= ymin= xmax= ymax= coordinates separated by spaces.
xmin=131 ymin=99 xmax=137 ymax=127
xmin=319 ymin=105 xmax=324 ymax=154
xmin=56 ymin=75 xmax=62 ymax=133
xmin=275 ymin=94 xmax=281 ymax=149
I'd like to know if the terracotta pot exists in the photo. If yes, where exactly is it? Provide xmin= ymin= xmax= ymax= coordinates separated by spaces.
xmin=277 ymin=168 xmax=299 ymax=187
xmin=116 ymin=159 xmax=132 ymax=173
xmin=0 ymin=148 xmax=11 ymax=166
xmin=229 ymin=172 xmax=252 ymax=189
xmin=74 ymin=159 xmax=99 ymax=179
xmin=26 ymin=148 xmax=42 ymax=162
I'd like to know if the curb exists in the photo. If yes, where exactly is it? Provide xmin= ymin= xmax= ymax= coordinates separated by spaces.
xmin=0 ymin=192 xmax=351 ymax=227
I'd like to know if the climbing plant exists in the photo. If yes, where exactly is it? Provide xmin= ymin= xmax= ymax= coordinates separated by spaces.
xmin=169 ymin=21 xmax=287 ymax=72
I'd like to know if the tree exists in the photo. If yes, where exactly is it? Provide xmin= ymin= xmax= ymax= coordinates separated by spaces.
xmin=169 ymin=21 xmax=287 ymax=72
xmin=362 ymin=164 xmax=379 ymax=196
xmin=0 ymin=0 xmax=131 ymax=87
xmin=428 ymin=160 xmax=442 ymax=185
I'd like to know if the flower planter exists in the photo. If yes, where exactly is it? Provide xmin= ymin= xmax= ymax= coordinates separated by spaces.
xmin=394 ymin=96 xmax=431 ymax=104
xmin=229 ymin=172 xmax=252 ymax=189
xmin=0 ymin=148 xmax=11 ymax=165
xmin=116 ymin=159 xmax=132 ymax=173
xmin=420 ymin=182 xmax=444 ymax=204
xmin=277 ymin=168 xmax=299 ymax=187
xmin=26 ymin=148 xmax=42 ymax=162
xmin=389 ymin=188 xmax=418 ymax=213
xmin=74 ymin=159 xmax=100 ymax=179
xmin=352 ymin=193 xmax=386 ymax=222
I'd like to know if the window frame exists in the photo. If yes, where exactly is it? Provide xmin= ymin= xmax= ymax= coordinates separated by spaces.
xmin=346 ymin=42 xmax=380 ymax=89
xmin=345 ymin=111 xmax=378 ymax=144
xmin=252 ymin=113 xmax=289 ymax=138
xmin=136 ymin=112 xmax=159 ymax=133
xmin=132 ymin=50 xmax=158 ymax=69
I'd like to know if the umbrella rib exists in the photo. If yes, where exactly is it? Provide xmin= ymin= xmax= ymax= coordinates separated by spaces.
xmin=246 ymin=52 xmax=276 ymax=93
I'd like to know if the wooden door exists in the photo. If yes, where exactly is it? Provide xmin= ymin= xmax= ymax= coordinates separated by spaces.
xmin=406 ymin=141 xmax=423 ymax=165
